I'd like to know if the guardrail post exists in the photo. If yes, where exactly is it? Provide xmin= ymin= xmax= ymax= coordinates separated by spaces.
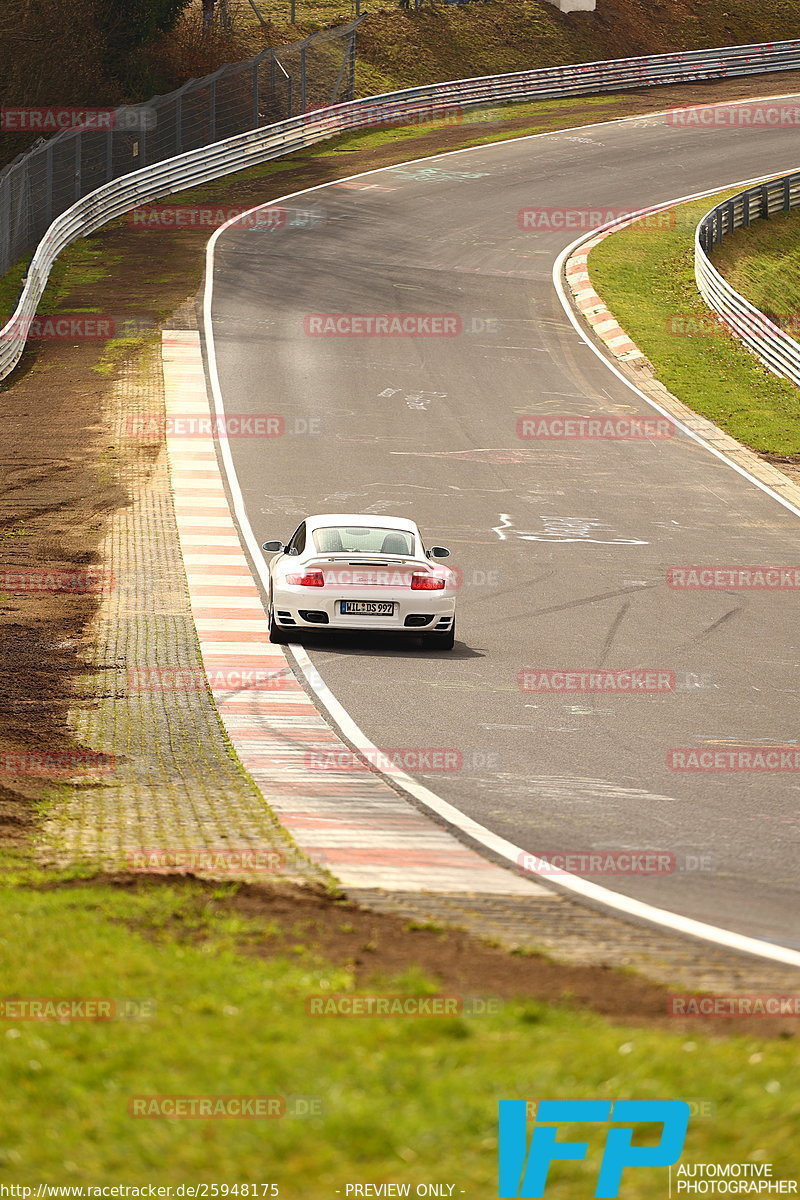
xmin=726 ymin=199 xmax=735 ymax=235
xmin=743 ymin=192 xmax=750 ymax=227
xmin=762 ymin=183 xmax=771 ymax=218
xmin=784 ymin=177 xmax=792 ymax=212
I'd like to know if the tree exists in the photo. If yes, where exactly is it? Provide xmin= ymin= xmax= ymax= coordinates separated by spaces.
xmin=99 ymin=0 xmax=195 ymax=77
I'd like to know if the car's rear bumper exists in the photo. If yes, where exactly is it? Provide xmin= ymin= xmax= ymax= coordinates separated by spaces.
xmin=271 ymin=588 xmax=455 ymax=633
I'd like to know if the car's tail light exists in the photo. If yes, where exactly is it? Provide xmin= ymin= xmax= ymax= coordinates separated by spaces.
xmin=411 ymin=573 xmax=445 ymax=590
xmin=286 ymin=570 xmax=324 ymax=587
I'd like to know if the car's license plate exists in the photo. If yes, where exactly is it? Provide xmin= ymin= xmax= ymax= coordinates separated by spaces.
xmin=340 ymin=601 xmax=394 ymax=615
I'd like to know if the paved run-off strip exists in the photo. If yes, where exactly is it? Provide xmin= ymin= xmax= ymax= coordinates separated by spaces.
xmin=37 ymin=343 xmax=318 ymax=884
xmin=162 ymin=328 xmax=547 ymax=897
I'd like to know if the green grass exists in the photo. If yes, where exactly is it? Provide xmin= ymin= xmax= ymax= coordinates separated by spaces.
xmin=0 ymin=239 xmax=115 ymax=327
xmin=0 ymin=882 xmax=796 ymax=1187
xmin=713 ymin=206 xmax=800 ymax=342
xmin=0 ymin=255 xmax=29 ymax=323
xmin=588 ymin=192 xmax=800 ymax=458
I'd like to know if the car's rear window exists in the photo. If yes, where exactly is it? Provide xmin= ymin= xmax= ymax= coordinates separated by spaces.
xmin=312 ymin=526 xmax=414 ymax=555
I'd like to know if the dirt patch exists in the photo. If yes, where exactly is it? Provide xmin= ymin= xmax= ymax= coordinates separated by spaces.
xmin=3 ymin=71 xmax=800 ymax=841
xmin=43 ymin=872 xmax=798 ymax=1035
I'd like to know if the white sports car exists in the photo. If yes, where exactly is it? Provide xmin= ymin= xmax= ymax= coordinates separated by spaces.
xmin=262 ymin=513 xmax=457 ymax=649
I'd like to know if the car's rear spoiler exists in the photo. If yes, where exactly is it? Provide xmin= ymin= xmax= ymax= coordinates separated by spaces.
xmin=304 ymin=554 xmax=438 ymax=571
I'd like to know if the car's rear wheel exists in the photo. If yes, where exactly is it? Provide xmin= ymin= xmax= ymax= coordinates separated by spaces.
xmin=268 ymin=598 xmax=290 ymax=644
xmin=423 ymin=620 xmax=455 ymax=651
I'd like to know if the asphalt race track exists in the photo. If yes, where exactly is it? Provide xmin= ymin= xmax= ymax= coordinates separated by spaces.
xmin=205 ymin=98 xmax=800 ymax=950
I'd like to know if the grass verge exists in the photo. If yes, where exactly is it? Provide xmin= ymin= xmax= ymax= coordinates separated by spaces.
xmin=712 ymin=205 xmax=800 ymax=340
xmin=588 ymin=192 xmax=800 ymax=458
xmin=0 ymin=881 xmax=797 ymax=1186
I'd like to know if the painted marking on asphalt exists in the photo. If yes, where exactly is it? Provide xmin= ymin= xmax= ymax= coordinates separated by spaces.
xmin=495 ymin=513 xmax=649 ymax=545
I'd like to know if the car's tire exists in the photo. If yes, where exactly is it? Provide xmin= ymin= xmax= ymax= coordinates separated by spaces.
xmin=268 ymin=599 xmax=291 ymax=644
xmin=423 ymin=620 xmax=455 ymax=651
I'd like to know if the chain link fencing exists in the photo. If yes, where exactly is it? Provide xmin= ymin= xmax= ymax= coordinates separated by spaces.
xmin=0 ymin=17 xmax=362 ymax=280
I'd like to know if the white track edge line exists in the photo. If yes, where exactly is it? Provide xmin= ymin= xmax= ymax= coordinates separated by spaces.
xmin=202 ymin=100 xmax=800 ymax=969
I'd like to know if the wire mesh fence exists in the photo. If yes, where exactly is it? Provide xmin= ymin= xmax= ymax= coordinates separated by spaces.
xmin=0 ymin=17 xmax=362 ymax=280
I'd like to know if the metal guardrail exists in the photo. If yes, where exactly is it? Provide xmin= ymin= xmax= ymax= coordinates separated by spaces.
xmin=0 ymin=18 xmax=363 ymax=282
xmin=4 ymin=38 xmax=800 ymax=383
xmin=695 ymin=171 xmax=800 ymax=388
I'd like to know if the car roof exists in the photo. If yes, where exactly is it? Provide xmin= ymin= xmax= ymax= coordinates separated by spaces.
xmin=305 ymin=514 xmax=419 ymax=533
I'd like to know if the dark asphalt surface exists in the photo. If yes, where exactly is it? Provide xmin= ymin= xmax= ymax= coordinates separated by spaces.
xmin=207 ymin=103 xmax=800 ymax=948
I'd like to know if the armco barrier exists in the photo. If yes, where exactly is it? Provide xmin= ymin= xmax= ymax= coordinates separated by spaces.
xmin=695 ymin=171 xmax=800 ymax=388
xmin=3 ymin=39 xmax=800 ymax=382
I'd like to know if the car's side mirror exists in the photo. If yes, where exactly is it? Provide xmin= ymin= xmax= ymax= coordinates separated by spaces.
xmin=262 ymin=540 xmax=284 ymax=553
xmin=427 ymin=546 xmax=450 ymax=559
